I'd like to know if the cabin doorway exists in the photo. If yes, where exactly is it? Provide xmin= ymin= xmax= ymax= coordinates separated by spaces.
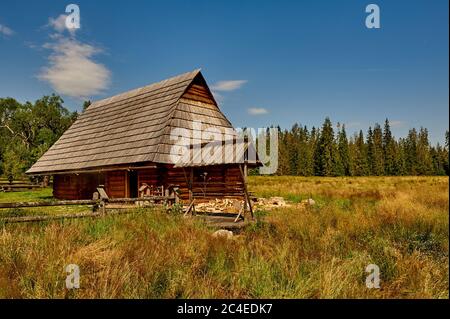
xmin=129 ymin=171 xmax=138 ymax=198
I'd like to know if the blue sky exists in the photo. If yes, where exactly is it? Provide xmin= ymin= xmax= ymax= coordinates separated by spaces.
xmin=0 ymin=0 xmax=448 ymax=144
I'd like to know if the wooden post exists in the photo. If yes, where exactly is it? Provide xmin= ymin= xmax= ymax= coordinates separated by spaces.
xmin=184 ymin=200 xmax=195 ymax=217
xmin=189 ymin=168 xmax=194 ymax=202
xmin=100 ymin=199 xmax=106 ymax=215
xmin=239 ymin=164 xmax=254 ymax=219
xmin=173 ymin=187 xmax=180 ymax=204
xmin=43 ymin=175 xmax=49 ymax=187
xmin=125 ymin=171 xmax=129 ymax=198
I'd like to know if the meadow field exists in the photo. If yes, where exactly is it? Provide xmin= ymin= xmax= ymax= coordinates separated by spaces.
xmin=0 ymin=176 xmax=448 ymax=298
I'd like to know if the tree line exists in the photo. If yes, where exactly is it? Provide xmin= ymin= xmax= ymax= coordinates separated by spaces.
xmin=274 ymin=118 xmax=449 ymax=176
xmin=0 ymin=95 xmax=78 ymax=182
xmin=1 ymin=95 xmax=449 ymax=180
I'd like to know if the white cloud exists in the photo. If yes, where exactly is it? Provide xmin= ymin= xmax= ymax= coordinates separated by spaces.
xmin=211 ymin=80 xmax=247 ymax=92
xmin=48 ymin=14 xmax=68 ymax=33
xmin=248 ymin=107 xmax=268 ymax=115
xmin=38 ymin=38 xmax=111 ymax=99
xmin=0 ymin=23 xmax=14 ymax=36
xmin=47 ymin=14 xmax=79 ymax=37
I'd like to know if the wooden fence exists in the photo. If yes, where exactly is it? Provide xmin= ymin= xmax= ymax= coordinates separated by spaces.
xmin=0 ymin=195 xmax=178 ymax=223
xmin=0 ymin=179 xmax=45 ymax=192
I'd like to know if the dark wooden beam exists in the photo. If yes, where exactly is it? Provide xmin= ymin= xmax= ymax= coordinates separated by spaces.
xmin=239 ymin=164 xmax=254 ymax=219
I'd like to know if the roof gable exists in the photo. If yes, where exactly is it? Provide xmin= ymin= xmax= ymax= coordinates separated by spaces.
xmin=27 ymin=70 xmax=200 ymax=174
xmin=27 ymin=69 xmax=257 ymax=175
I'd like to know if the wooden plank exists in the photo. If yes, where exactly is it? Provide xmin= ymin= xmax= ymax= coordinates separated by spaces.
xmin=239 ymin=164 xmax=254 ymax=219
xmin=183 ymin=200 xmax=195 ymax=216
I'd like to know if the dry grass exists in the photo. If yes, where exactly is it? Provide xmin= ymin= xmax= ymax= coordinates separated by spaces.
xmin=0 ymin=176 xmax=448 ymax=298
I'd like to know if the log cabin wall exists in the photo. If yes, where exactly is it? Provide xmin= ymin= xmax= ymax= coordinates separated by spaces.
xmin=52 ymin=165 xmax=245 ymax=201
xmin=53 ymin=174 xmax=79 ymax=200
xmin=105 ymin=171 xmax=128 ymax=198
xmin=164 ymin=165 xmax=244 ymax=202
xmin=137 ymin=168 xmax=162 ymax=189
xmin=53 ymin=173 xmax=105 ymax=200
xmin=78 ymin=173 xmax=104 ymax=199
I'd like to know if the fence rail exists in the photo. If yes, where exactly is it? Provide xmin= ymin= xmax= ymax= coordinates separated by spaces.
xmin=0 ymin=180 xmax=45 ymax=192
xmin=0 ymin=195 xmax=178 ymax=223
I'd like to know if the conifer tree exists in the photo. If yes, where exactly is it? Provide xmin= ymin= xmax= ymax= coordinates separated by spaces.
xmin=383 ymin=119 xmax=396 ymax=175
xmin=444 ymin=131 xmax=449 ymax=175
xmin=353 ymin=130 xmax=368 ymax=175
xmin=405 ymin=128 xmax=418 ymax=175
xmin=309 ymin=127 xmax=319 ymax=175
xmin=395 ymin=138 xmax=407 ymax=176
xmin=372 ymin=124 xmax=385 ymax=175
xmin=417 ymin=127 xmax=433 ymax=175
xmin=276 ymin=128 xmax=290 ymax=175
xmin=272 ymin=118 xmax=447 ymax=177
xmin=338 ymin=124 xmax=351 ymax=175
xmin=366 ymin=127 xmax=374 ymax=175
xmin=315 ymin=117 xmax=335 ymax=176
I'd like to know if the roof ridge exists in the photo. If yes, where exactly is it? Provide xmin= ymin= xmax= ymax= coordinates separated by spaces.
xmin=88 ymin=69 xmax=201 ymax=110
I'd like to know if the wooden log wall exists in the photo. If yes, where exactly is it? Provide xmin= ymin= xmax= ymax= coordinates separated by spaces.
xmin=164 ymin=165 xmax=244 ymax=202
xmin=54 ymin=173 xmax=105 ymax=200
xmin=53 ymin=174 xmax=78 ymax=200
xmin=52 ymin=164 xmax=245 ymax=202
xmin=105 ymin=171 xmax=127 ymax=198
xmin=137 ymin=168 xmax=162 ymax=188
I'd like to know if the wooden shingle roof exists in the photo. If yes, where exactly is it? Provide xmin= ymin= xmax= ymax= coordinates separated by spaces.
xmin=27 ymin=69 xmax=249 ymax=174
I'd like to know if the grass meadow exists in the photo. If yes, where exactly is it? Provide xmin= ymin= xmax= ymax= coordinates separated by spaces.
xmin=0 ymin=176 xmax=448 ymax=298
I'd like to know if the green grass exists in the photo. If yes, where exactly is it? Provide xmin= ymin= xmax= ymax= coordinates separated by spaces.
xmin=0 ymin=177 xmax=448 ymax=298
xmin=0 ymin=188 xmax=92 ymax=217
xmin=0 ymin=188 xmax=53 ymax=202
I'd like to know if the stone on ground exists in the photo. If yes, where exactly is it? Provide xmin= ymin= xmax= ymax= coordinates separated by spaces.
xmin=212 ymin=229 xmax=234 ymax=239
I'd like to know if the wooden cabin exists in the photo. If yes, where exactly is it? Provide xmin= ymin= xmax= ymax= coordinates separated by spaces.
xmin=26 ymin=70 xmax=258 ymax=202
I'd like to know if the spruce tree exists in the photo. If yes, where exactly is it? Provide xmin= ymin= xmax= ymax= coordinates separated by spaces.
xmin=353 ymin=130 xmax=368 ymax=175
xmin=287 ymin=123 xmax=300 ymax=175
xmin=276 ymin=128 xmax=290 ymax=175
xmin=372 ymin=124 xmax=385 ymax=175
xmin=417 ymin=127 xmax=433 ymax=175
xmin=309 ymin=127 xmax=319 ymax=175
xmin=395 ymin=138 xmax=407 ymax=175
xmin=383 ymin=119 xmax=396 ymax=175
xmin=444 ymin=131 xmax=449 ymax=175
xmin=366 ymin=127 xmax=374 ymax=175
xmin=297 ymin=125 xmax=314 ymax=176
xmin=315 ymin=117 xmax=335 ymax=176
xmin=338 ymin=124 xmax=351 ymax=175
xmin=405 ymin=128 xmax=418 ymax=175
